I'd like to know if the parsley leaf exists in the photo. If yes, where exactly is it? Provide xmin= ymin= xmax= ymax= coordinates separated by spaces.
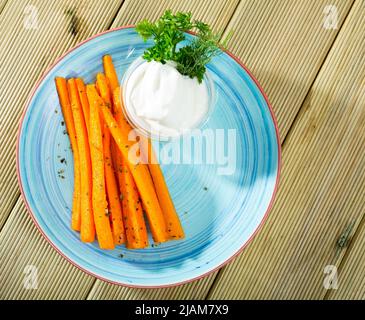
xmin=135 ymin=10 xmax=231 ymax=82
xmin=136 ymin=10 xmax=192 ymax=63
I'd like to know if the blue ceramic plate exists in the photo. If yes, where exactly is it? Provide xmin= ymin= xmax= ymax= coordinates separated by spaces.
xmin=17 ymin=27 xmax=280 ymax=287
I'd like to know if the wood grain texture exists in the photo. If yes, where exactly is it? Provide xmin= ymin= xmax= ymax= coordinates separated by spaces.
xmin=110 ymin=0 xmax=239 ymax=31
xmin=327 ymin=219 xmax=365 ymax=300
xmin=221 ymin=0 xmax=354 ymax=143
xmin=0 ymin=0 xmax=124 ymax=300
xmin=87 ymin=273 xmax=216 ymax=300
xmin=1 ymin=0 xmax=364 ymax=300
xmin=87 ymin=0 xmax=240 ymax=300
xmin=0 ymin=198 xmax=94 ymax=299
xmin=208 ymin=0 xmax=365 ymax=299
xmin=0 ymin=0 xmax=8 ymax=14
xmin=0 ymin=0 xmax=124 ymax=228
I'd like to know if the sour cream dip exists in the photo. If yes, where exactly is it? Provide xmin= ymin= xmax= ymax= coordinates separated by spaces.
xmin=123 ymin=59 xmax=210 ymax=138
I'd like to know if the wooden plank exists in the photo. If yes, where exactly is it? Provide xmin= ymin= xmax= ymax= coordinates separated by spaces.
xmin=0 ymin=0 xmax=124 ymax=227
xmin=208 ymin=0 xmax=365 ymax=299
xmin=110 ymin=0 xmax=239 ymax=31
xmin=220 ymin=0 xmax=354 ymax=143
xmin=0 ymin=198 xmax=94 ymax=299
xmin=0 ymin=0 xmax=8 ymax=14
xmin=0 ymin=0 xmax=125 ymax=300
xmin=87 ymin=0 xmax=239 ymax=300
xmin=87 ymin=273 xmax=216 ymax=300
xmin=327 ymin=220 xmax=365 ymax=300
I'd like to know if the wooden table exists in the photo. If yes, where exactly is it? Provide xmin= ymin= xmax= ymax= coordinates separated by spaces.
xmin=1 ymin=0 xmax=364 ymax=300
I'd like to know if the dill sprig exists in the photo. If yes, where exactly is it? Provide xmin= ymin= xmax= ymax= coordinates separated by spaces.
xmin=136 ymin=10 xmax=231 ymax=83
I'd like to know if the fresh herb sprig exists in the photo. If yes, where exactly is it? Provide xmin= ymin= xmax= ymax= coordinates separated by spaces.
xmin=136 ymin=10 xmax=230 ymax=83
xmin=136 ymin=11 xmax=193 ymax=63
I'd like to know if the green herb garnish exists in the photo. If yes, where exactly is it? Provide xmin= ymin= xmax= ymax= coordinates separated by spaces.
xmin=136 ymin=10 xmax=231 ymax=83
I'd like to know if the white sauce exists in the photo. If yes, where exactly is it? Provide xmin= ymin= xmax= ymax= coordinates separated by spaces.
xmin=124 ymin=60 xmax=208 ymax=137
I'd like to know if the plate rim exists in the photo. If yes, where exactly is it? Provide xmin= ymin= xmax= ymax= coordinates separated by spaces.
xmin=16 ymin=25 xmax=281 ymax=288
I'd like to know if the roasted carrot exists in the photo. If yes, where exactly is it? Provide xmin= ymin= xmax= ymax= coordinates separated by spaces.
xmin=87 ymin=85 xmax=168 ymax=243
xmin=96 ymin=73 xmax=125 ymax=245
xmin=110 ymin=87 xmax=129 ymax=190
xmin=112 ymin=87 xmax=184 ymax=240
xmin=75 ymin=78 xmax=90 ymax=135
xmin=104 ymin=58 xmax=129 ymax=178
xmin=102 ymin=57 xmax=123 ymax=179
xmin=111 ymin=87 xmax=125 ymax=124
xmin=110 ymin=128 xmax=124 ymax=209
xmin=70 ymin=154 xmax=81 ymax=231
xmin=68 ymin=79 xmax=95 ymax=242
xmin=119 ymin=156 xmax=149 ymax=249
xmin=103 ymin=55 xmax=119 ymax=92
xmin=55 ymin=77 xmax=81 ymax=231
xmin=110 ymin=88 xmax=148 ymax=248
xmin=111 ymin=92 xmax=135 ymax=165
xmin=87 ymin=84 xmax=115 ymax=250
xmin=103 ymin=128 xmax=126 ymax=245
xmin=140 ymin=138 xmax=185 ymax=239
xmin=111 ymin=87 xmax=129 ymax=170
xmin=75 ymin=78 xmax=92 ymax=197
xmin=96 ymin=73 xmax=112 ymax=105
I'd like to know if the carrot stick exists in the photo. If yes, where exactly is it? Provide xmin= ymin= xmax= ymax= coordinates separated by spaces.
xmin=96 ymin=73 xmax=112 ymax=105
xmin=110 ymin=86 xmax=127 ymax=191
xmin=96 ymin=73 xmax=125 ymax=245
xmin=109 ymin=87 xmax=148 ymax=248
xmin=103 ymin=55 xmax=119 ymax=92
xmin=102 ymin=57 xmax=123 ymax=170
xmin=76 ymin=78 xmax=92 ymax=197
xmin=140 ymin=138 xmax=185 ymax=239
xmin=86 ymin=84 xmax=115 ymax=250
xmin=87 ymin=85 xmax=168 ymax=243
xmin=112 ymin=87 xmax=184 ymax=240
xmin=103 ymin=57 xmax=128 ymax=185
xmin=103 ymin=125 xmax=126 ymax=245
xmin=110 ymin=137 xmax=122 ymax=180
xmin=55 ymin=77 xmax=81 ymax=231
xmin=75 ymin=78 xmax=90 ymax=135
xmin=68 ymin=79 xmax=95 ymax=242
xmin=119 ymin=156 xmax=149 ymax=249
xmin=102 ymin=57 xmax=123 ymax=183
xmin=111 ymin=87 xmax=125 ymax=123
